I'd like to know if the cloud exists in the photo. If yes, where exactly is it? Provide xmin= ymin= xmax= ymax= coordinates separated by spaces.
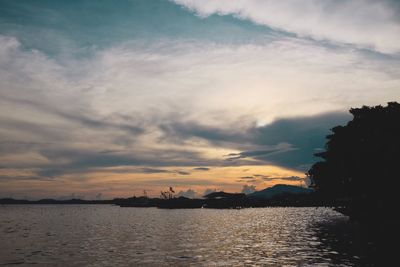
xmin=261 ymin=176 xmax=304 ymax=182
xmin=32 ymin=148 xmax=212 ymax=177
xmin=0 ymin=0 xmax=277 ymax=56
xmin=95 ymin=192 xmax=103 ymax=200
xmin=137 ymin=168 xmax=170 ymax=174
xmin=202 ymin=188 xmax=217 ymax=197
xmin=172 ymin=0 xmax=400 ymax=54
xmin=143 ymin=178 xmax=229 ymax=187
xmin=249 ymin=112 xmax=352 ymax=169
xmin=193 ymin=167 xmax=210 ymax=171
xmin=3 ymin=96 xmax=144 ymax=135
xmin=158 ymin=112 xmax=351 ymax=170
xmin=176 ymin=171 xmax=191 ymax=175
xmin=237 ymin=179 xmax=258 ymax=184
xmin=237 ymin=175 xmax=259 ymax=183
xmin=241 ymin=184 xmax=256 ymax=195
xmin=1 ymin=0 xmax=400 ymax=198
xmin=0 ymin=100 xmax=356 ymax=176
xmin=253 ymin=174 xmax=269 ymax=179
xmin=177 ymin=188 xmax=197 ymax=198
xmin=225 ymin=144 xmax=296 ymax=160
xmin=236 ymin=174 xmax=304 ymax=185
xmin=159 ymin=120 xmax=251 ymax=145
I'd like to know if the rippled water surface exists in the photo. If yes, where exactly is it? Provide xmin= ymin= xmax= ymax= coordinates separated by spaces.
xmin=1 ymin=206 xmax=367 ymax=266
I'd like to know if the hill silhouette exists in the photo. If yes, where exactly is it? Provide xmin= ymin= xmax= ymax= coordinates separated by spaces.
xmin=248 ymin=184 xmax=313 ymax=199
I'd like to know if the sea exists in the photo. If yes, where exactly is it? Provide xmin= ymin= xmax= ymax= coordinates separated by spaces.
xmin=0 ymin=206 xmax=382 ymax=266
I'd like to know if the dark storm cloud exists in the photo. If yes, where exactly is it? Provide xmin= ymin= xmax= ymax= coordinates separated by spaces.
xmin=250 ymin=112 xmax=351 ymax=170
xmin=159 ymin=111 xmax=351 ymax=170
xmin=159 ymin=120 xmax=251 ymax=145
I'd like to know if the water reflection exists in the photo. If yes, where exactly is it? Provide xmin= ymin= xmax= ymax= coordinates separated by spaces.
xmin=313 ymin=216 xmax=398 ymax=267
xmin=0 ymin=205 xmax=384 ymax=266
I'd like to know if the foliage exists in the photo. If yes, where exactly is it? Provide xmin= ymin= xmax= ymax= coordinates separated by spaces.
xmin=160 ymin=187 xmax=176 ymax=199
xmin=307 ymin=102 xmax=400 ymax=206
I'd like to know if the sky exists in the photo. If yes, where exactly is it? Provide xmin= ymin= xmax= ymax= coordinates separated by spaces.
xmin=1 ymin=0 xmax=399 ymax=199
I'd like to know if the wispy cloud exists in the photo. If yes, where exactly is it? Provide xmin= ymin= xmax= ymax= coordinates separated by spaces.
xmin=177 ymin=188 xmax=197 ymax=198
xmin=236 ymin=175 xmax=304 ymax=184
xmin=241 ymin=184 xmax=257 ymax=194
xmin=261 ymin=176 xmax=304 ymax=182
xmin=172 ymin=0 xmax=400 ymax=54
xmin=193 ymin=167 xmax=210 ymax=171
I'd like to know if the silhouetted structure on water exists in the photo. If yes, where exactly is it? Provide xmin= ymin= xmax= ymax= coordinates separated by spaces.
xmin=0 ymin=184 xmax=316 ymax=208
xmin=113 ymin=185 xmax=315 ymax=209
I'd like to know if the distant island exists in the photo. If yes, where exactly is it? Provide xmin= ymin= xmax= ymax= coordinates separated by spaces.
xmin=0 ymin=198 xmax=115 ymax=205
xmin=0 ymin=184 xmax=317 ymax=209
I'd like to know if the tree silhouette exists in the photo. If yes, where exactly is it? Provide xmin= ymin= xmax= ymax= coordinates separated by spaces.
xmin=160 ymin=187 xmax=176 ymax=199
xmin=307 ymin=102 xmax=400 ymax=218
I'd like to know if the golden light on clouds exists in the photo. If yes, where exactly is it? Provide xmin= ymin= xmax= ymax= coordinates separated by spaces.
xmin=0 ymin=165 xmax=305 ymax=199
xmin=2 ymin=0 xmax=398 ymax=200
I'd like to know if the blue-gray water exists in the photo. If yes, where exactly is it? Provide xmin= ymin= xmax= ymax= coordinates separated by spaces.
xmin=1 ymin=206 xmax=367 ymax=266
